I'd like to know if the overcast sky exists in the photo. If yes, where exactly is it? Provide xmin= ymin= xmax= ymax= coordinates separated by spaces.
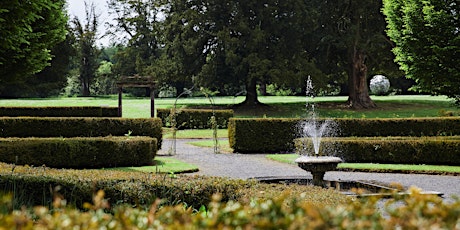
xmin=67 ymin=0 xmax=112 ymax=47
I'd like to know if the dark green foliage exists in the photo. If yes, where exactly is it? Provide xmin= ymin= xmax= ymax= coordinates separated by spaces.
xmin=0 ymin=162 xmax=346 ymax=210
xmin=0 ymin=106 xmax=118 ymax=117
xmin=228 ymin=118 xmax=460 ymax=153
xmin=0 ymin=117 xmax=163 ymax=149
xmin=157 ymin=108 xmax=233 ymax=129
xmin=0 ymin=137 xmax=156 ymax=168
xmin=228 ymin=118 xmax=298 ymax=153
xmin=383 ymin=0 xmax=460 ymax=103
xmin=295 ymin=137 xmax=460 ymax=165
xmin=0 ymin=0 xmax=67 ymax=96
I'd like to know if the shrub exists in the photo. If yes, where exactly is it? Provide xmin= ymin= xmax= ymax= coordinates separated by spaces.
xmin=0 ymin=117 xmax=163 ymax=149
xmin=0 ymin=187 xmax=458 ymax=229
xmin=294 ymin=136 xmax=460 ymax=165
xmin=0 ymin=162 xmax=347 ymax=210
xmin=0 ymin=137 xmax=157 ymax=168
xmin=0 ymin=106 xmax=119 ymax=117
xmin=370 ymin=75 xmax=391 ymax=95
xmin=157 ymin=108 xmax=233 ymax=129
xmin=228 ymin=118 xmax=460 ymax=153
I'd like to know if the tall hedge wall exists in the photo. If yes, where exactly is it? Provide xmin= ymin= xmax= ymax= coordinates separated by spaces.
xmin=0 ymin=106 xmax=119 ymax=117
xmin=0 ymin=137 xmax=157 ymax=168
xmin=228 ymin=117 xmax=460 ymax=153
xmin=157 ymin=108 xmax=234 ymax=129
xmin=0 ymin=117 xmax=163 ymax=149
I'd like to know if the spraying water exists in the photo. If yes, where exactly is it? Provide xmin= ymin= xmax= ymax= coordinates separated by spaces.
xmin=295 ymin=76 xmax=342 ymax=186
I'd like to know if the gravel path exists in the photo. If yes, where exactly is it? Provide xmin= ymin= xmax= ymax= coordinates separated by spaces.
xmin=159 ymin=139 xmax=460 ymax=201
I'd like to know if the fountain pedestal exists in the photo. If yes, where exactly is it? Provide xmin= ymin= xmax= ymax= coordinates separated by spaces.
xmin=295 ymin=156 xmax=342 ymax=187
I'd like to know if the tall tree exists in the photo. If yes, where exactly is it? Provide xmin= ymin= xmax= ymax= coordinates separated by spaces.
xmin=107 ymin=0 xmax=162 ymax=76
xmin=383 ymin=0 xmax=460 ymax=103
xmin=71 ymin=2 xmax=100 ymax=96
xmin=0 ymin=0 xmax=67 ymax=97
xmin=162 ymin=0 xmax=314 ymax=105
xmin=308 ymin=0 xmax=396 ymax=108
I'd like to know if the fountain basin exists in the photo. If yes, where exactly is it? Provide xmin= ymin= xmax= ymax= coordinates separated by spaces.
xmin=295 ymin=156 xmax=342 ymax=187
xmin=254 ymin=176 xmax=443 ymax=198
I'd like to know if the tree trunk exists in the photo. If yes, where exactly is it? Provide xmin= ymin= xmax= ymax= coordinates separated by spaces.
xmin=82 ymin=77 xmax=90 ymax=96
xmin=241 ymin=77 xmax=261 ymax=106
xmin=347 ymin=49 xmax=376 ymax=109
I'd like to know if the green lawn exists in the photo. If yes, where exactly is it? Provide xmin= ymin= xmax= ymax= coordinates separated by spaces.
xmin=107 ymin=156 xmax=198 ymax=174
xmin=266 ymin=154 xmax=460 ymax=175
xmin=0 ymin=95 xmax=458 ymax=118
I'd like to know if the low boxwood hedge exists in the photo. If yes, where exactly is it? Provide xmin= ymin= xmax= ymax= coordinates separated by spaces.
xmin=294 ymin=136 xmax=460 ymax=165
xmin=157 ymin=108 xmax=233 ymax=129
xmin=0 ymin=117 xmax=163 ymax=149
xmin=0 ymin=106 xmax=119 ymax=117
xmin=0 ymin=162 xmax=347 ymax=210
xmin=228 ymin=117 xmax=460 ymax=153
xmin=0 ymin=137 xmax=157 ymax=168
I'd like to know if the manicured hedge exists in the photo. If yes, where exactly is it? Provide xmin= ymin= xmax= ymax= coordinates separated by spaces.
xmin=0 ymin=137 xmax=157 ymax=168
xmin=0 ymin=117 xmax=162 ymax=149
xmin=228 ymin=117 xmax=460 ymax=153
xmin=294 ymin=136 xmax=460 ymax=165
xmin=0 ymin=162 xmax=346 ymax=210
xmin=157 ymin=108 xmax=233 ymax=129
xmin=0 ymin=106 xmax=119 ymax=117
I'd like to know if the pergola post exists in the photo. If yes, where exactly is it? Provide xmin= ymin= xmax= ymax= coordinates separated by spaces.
xmin=116 ymin=75 xmax=157 ymax=118
xmin=150 ymin=86 xmax=155 ymax=118
xmin=118 ymin=86 xmax=123 ymax=117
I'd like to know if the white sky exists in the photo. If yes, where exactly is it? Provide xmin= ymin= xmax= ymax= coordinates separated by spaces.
xmin=67 ymin=0 xmax=112 ymax=47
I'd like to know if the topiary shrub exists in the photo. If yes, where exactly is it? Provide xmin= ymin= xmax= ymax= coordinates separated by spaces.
xmin=0 ymin=137 xmax=157 ymax=168
xmin=157 ymin=108 xmax=233 ymax=129
xmin=369 ymin=75 xmax=391 ymax=95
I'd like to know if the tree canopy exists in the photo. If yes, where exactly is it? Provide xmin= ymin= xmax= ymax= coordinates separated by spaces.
xmin=161 ymin=0 xmax=315 ymax=105
xmin=0 ymin=0 xmax=67 ymax=97
xmin=383 ymin=0 xmax=460 ymax=103
xmin=307 ymin=0 xmax=399 ymax=108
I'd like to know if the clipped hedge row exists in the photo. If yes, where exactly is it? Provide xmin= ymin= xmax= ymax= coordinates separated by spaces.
xmin=0 ymin=106 xmax=119 ymax=117
xmin=228 ymin=117 xmax=460 ymax=153
xmin=157 ymin=108 xmax=233 ymax=129
xmin=0 ymin=162 xmax=346 ymax=210
xmin=294 ymin=136 xmax=460 ymax=165
xmin=0 ymin=117 xmax=163 ymax=149
xmin=0 ymin=137 xmax=157 ymax=168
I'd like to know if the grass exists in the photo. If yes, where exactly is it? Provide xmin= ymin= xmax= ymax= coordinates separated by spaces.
xmin=187 ymin=139 xmax=233 ymax=153
xmin=0 ymin=95 xmax=458 ymax=118
xmin=266 ymin=154 xmax=460 ymax=175
xmin=108 ymin=156 xmax=198 ymax=174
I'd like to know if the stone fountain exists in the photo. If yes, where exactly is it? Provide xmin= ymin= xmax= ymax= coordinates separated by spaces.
xmin=295 ymin=76 xmax=342 ymax=187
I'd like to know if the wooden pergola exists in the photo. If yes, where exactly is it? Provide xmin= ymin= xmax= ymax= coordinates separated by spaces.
xmin=116 ymin=75 xmax=157 ymax=117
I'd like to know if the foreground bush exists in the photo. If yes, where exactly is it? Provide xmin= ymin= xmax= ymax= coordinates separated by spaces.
xmin=0 ymin=187 xmax=458 ymax=229
xmin=0 ymin=162 xmax=346 ymax=210
xmin=0 ymin=137 xmax=157 ymax=168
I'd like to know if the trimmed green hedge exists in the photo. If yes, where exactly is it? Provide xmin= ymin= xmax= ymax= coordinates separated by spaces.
xmin=0 ymin=117 xmax=162 ymax=149
xmin=157 ymin=108 xmax=233 ymax=129
xmin=294 ymin=136 xmax=460 ymax=165
xmin=228 ymin=117 xmax=460 ymax=153
xmin=0 ymin=162 xmax=346 ymax=210
xmin=0 ymin=106 xmax=119 ymax=117
xmin=0 ymin=137 xmax=157 ymax=168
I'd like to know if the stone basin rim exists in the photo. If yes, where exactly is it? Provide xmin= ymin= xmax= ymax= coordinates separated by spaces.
xmin=295 ymin=156 xmax=343 ymax=164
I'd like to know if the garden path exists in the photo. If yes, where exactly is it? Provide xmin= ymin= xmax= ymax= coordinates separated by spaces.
xmin=159 ymin=139 xmax=460 ymax=202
